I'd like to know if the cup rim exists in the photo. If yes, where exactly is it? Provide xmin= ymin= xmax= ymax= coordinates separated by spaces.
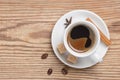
xmin=64 ymin=21 xmax=100 ymax=57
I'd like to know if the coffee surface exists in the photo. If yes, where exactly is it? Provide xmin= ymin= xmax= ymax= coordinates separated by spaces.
xmin=67 ymin=25 xmax=94 ymax=52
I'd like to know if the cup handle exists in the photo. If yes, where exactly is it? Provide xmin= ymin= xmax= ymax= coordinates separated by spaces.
xmin=91 ymin=53 xmax=103 ymax=63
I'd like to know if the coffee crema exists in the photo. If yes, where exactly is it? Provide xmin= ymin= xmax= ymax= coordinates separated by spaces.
xmin=67 ymin=25 xmax=95 ymax=53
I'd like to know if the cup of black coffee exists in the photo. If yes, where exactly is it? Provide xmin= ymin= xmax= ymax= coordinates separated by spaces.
xmin=64 ymin=21 xmax=101 ymax=61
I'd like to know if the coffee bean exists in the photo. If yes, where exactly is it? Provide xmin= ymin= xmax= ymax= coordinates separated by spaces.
xmin=47 ymin=68 xmax=52 ymax=75
xmin=61 ymin=68 xmax=68 ymax=75
xmin=41 ymin=53 xmax=48 ymax=59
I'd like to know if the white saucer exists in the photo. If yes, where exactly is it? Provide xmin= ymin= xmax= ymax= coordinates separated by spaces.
xmin=51 ymin=10 xmax=110 ymax=69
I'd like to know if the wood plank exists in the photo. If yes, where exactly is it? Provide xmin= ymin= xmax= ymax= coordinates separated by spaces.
xmin=0 ymin=0 xmax=120 ymax=80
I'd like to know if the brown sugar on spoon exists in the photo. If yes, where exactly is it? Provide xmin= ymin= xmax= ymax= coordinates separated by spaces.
xmin=86 ymin=18 xmax=111 ymax=46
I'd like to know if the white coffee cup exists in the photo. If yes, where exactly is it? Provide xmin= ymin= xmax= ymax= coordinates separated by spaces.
xmin=64 ymin=21 xmax=102 ymax=62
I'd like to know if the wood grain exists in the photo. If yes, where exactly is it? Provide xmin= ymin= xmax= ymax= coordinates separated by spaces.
xmin=0 ymin=0 xmax=120 ymax=80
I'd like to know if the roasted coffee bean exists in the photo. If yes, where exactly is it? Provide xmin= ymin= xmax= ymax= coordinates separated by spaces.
xmin=47 ymin=68 xmax=53 ymax=75
xmin=41 ymin=53 xmax=48 ymax=59
xmin=61 ymin=68 xmax=68 ymax=75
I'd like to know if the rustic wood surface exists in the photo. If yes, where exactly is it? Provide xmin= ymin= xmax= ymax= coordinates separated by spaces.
xmin=0 ymin=0 xmax=120 ymax=80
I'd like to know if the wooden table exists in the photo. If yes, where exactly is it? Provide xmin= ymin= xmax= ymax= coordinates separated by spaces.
xmin=0 ymin=0 xmax=120 ymax=80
